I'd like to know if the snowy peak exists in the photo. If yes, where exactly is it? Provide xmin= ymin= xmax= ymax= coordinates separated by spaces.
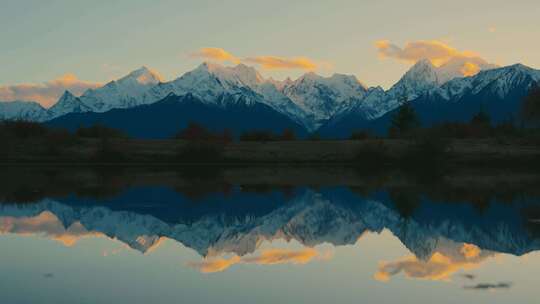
xmin=391 ymin=59 xmax=440 ymax=95
xmin=121 ymin=66 xmax=163 ymax=85
xmin=59 ymin=90 xmax=76 ymax=100
xmin=54 ymin=91 xmax=79 ymax=109
xmin=293 ymin=72 xmax=367 ymax=91
xmin=0 ymin=100 xmax=49 ymax=122
xmin=297 ymin=71 xmax=321 ymax=82
xmin=148 ymin=62 xmax=235 ymax=102
xmin=267 ymin=77 xmax=293 ymax=91
xmin=228 ymin=63 xmax=265 ymax=87
xmin=78 ymin=67 xmax=163 ymax=112
xmin=391 ymin=58 xmax=498 ymax=98
xmin=384 ymin=59 xmax=442 ymax=109
xmin=195 ymin=62 xmax=265 ymax=88
xmin=49 ymin=90 xmax=92 ymax=118
xmin=330 ymin=73 xmax=366 ymax=87
xmin=141 ymin=62 xmax=313 ymax=130
xmin=409 ymin=59 xmax=438 ymax=77
xmin=436 ymin=57 xmax=497 ymax=83
xmin=505 ymin=63 xmax=540 ymax=76
xmin=332 ymin=59 xmax=502 ymax=122
xmin=437 ymin=63 xmax=540 ymax=100
xmin=280 ymin=71 xmax=369 ymax=126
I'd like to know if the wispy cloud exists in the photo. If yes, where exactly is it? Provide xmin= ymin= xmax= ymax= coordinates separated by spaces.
xmin=241 ymin=248 xmax=321 ymax=265
xmin=191 ymin=48 xmax=321 ymax=71
xmin=244 ymin=56 xmax=318 ymax=71
xmin=374 ymin=243 xmax=495 ymax=282
xmin=0 ymin=74 xmax=101 ymax=107
xmin=374 ymin=39 xmax=492 ymax=69
xmin=191 ymin=47 xmax=241 ymax=64
xmin=188 ymin=247 xmax=332 ymax=273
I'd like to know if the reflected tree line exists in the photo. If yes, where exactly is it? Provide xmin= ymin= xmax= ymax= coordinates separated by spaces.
xmin=2 ymin=165 xmax=540 ymax=207
xmin=1 ymin=165 xmax=540 ymax=241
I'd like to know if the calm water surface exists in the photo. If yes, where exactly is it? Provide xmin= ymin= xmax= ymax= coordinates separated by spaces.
xmin=1 ymin=166 xmax=539 ymax=304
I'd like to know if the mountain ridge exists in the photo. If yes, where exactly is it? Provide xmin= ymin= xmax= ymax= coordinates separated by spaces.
xmin=2 ymin=60 xmax=538 ymax=138
xmin=46 ymin=93 xmax=308 ymax=139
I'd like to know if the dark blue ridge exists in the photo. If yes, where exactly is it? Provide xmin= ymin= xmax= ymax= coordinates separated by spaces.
xmin=47 ymin=93 xmax=308 ymax=139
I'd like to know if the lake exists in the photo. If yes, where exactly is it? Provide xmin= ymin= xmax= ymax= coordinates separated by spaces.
xmin=1 ymin=166 xmax=539 ymax=304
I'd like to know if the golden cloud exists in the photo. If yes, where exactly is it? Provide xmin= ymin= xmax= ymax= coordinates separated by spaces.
xmin=188 ymin=247 xmax=332 ymax=273
xmin=374 ymin=243 xmax=496 ymax=282
xmin=189 ymin=256 xmax=242 ymax=273
xmin=0 ymin=74 xmax=101 ymax=107
xmin=244 ymin=56 xmax=318 ymax=71
xmin=191 ymin=47 xmax=241 ymax=64
xmin=374 ymin=39 xmax=491 ymax=68
xmin=460 ymin=62 xmax=482 ymax=77
xmin=191 ymin=48 xmax=320 ymax=71
xmin=242 ymin=248 xmax=319 ymax=265
xmin=0 ymin=211 xmax=103 ymax=246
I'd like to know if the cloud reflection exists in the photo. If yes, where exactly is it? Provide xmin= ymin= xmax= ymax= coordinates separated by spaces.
xmin=0 ymin=211 xmax=103 ymax=246
xmin=188 ymin=247 xmax=332 ymax=273
xmin=464 ymin=282 xmax=512 ymax=291
xmin=374 ymin=242 xmax=495 ymax=282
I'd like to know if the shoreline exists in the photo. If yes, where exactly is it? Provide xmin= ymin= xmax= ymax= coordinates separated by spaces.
xmin=4 ymin=138 xmax=540 ymax=166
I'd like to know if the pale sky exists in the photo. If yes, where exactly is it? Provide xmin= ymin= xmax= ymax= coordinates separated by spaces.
xmin=1 ymin=0 xmax=540 ymax=105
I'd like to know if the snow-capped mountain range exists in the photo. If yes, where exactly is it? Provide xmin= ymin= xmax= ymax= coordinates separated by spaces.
xmin=79 ymin=66 xmax=162 ymax=112
xmin=0 ymin=100 xmax=49 ymax=122
xmin=2 ymin=59 xmax=539 ymax=135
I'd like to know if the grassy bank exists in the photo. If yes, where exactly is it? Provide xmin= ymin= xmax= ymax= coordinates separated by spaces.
xmin=3 ymin=120 xmax=540 ymax=166
xmin=3 ymin=137 xmax=540 ymax=166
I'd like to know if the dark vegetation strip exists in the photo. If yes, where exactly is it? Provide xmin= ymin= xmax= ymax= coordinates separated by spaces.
xmin=2 ymin=85 xmax=540 ymax=166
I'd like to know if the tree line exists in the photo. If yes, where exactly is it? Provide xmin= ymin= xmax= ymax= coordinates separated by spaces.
xmin=2 ymin=84 xmax=540 ymax=144
xmin=385 ymin=85 xmax=540 ymax=140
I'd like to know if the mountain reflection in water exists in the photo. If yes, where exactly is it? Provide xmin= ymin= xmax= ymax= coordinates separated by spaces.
xmin=1 ymin=166 xmax=539 ymax=282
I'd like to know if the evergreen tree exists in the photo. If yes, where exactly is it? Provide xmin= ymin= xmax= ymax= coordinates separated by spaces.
xmin=389 ymin=92 xmax=420 ymax=138
xmin=280 ymin=128 xmax=296 ymax=141
xmin=471 ymin=106 xmax=491 ymax=126
xmin=521 ymin=85 xmax=540 ymax=126
xmin=469 ymin=108 xmax=492 ymax=138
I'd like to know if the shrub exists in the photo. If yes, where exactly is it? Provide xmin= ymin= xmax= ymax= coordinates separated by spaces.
xmin=46 ymin=128 xmax=77 ymax=146
xmin=240 ymin=130 xmax=276 ymax=142
xmin=92 ymin=138 xmax=127 ymax=162
xmin=308 ymin=133 xmax=322 ymax=141
xmin=429 ymin=122 xmax=491 ymax=139
xmin=354 ymin=141 xmax=389 ymax=166
xmin=521 ymin=85 xmax=540 ymax=126
xmin=280 ymin=128 xmax=296 ymax=141
xmin=175 ymin=122 xmax=212 ymax=141
xmin=176 ymin=142 xmax=224 ymax=162
xmin=414 ymin=134 xmax=449 ymax=157
xmin=493 ymin=122 xmax=520 ymax=138
xmin=175 ymin=122 xmax=232 ymax=143
xmin=406 ymin=130 xmax=450 ymax=165
xmin=350 ymin=130 xmax=371 ymax=140
xmin=470 ymin=110 xmax=491 ymax=127
xmin=0 ymin=120 xmax=48 ymax=139
xmin=76 ymin=124 xmax=128 ymax=139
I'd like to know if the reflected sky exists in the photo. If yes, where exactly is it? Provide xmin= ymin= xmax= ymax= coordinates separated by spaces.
xmin=0 ymin=166 xmax=539 ymax=304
